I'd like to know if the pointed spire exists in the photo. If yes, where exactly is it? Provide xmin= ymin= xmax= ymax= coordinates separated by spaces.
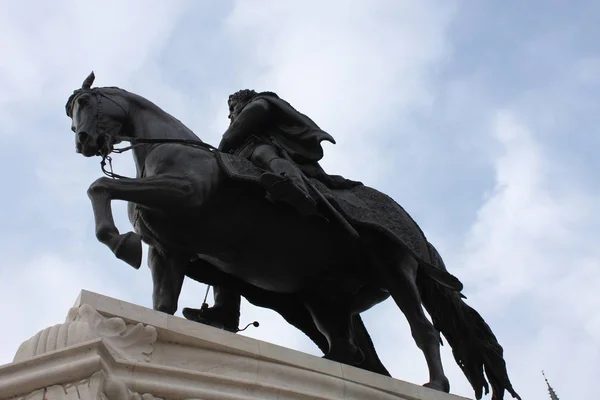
xmin=542 ymin=371 xmax=560 ymax=400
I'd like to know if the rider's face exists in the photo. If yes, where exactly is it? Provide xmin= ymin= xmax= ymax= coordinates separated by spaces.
xmin=228 ymin=101 xmax=244 ymax=123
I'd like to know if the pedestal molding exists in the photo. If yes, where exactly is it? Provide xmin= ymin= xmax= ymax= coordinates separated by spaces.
xmin=1 ymin=290 xmax=471 ymax=400
xmin=14 ymin=304 xmax=157 ymax=364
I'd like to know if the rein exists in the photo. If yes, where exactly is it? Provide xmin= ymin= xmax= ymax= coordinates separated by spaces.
xmin=100 ymin=137 xmax=219 ymax=179
xmin=93 ymin=87 xmax=219 ymax=179
xmin=86 ymin=87 xmax=261 ymax=331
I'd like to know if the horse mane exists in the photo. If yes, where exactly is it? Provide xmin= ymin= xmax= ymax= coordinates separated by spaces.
xmin=65 ymin=86 xmax=127 ymax=117
xmin=109 ymin=86 xmax=202 ymax=140
xmin=66 ymin=86 xmax=171 ymax=121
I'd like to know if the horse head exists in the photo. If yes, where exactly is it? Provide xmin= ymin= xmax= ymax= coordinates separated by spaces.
xmin=66 ymin=72 xmax=128 ymax=157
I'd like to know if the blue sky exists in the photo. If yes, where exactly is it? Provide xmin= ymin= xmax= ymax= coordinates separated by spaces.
xmin=1 ymin=1 xmax=598 ymax=398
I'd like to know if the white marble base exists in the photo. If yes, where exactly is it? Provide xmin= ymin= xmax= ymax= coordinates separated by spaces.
xmin=0 ymin=290 xmax=470 ymax=400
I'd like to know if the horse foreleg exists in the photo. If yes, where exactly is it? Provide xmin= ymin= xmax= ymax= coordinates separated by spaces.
xmin=148 ymin=246 xmax=187 ymax=314
xmin=86 ymin=175 xmax=199 ymax=268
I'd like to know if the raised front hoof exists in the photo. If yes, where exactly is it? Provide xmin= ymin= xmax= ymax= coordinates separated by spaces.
xmin=114 ymin=232 xmax=143 ymax=269
xmin=423 ymin=378 xmax=450 ymax=393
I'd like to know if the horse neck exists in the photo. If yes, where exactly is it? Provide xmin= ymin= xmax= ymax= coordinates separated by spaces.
xmin=125 ymin=94 xmax=202 ymax=175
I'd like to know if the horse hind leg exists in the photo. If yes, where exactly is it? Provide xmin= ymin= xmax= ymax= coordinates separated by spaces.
xmin=305 ymin=298 xmax=364 ymax=367
xmin=349 ymin=286 xmax=392 ymax=376
xmin=376 ymin=249 xmax=450 ymax=393
xmin=351 ymin=314 xmax=391 ymax=376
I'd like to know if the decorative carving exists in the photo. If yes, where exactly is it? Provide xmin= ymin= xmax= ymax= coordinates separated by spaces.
xmin=103 ymin=375 xmax=165 ymax=400
xmin=7 ymin=372 xmax=165 ymax=400
xmin=14 ymin=304 xmax=157 ymax=363
xmin=7 ymin=372 xmax=104 ymax=400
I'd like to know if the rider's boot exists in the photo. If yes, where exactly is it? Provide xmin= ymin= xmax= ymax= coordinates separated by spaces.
xmin=182 ymin=287 xmax=241 ymax=333
xmin=259 ymin=158 xmax=317 ymax=216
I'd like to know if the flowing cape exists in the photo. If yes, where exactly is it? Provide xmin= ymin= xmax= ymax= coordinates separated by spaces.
xmin=252 ymin=93 xmax=336 ymax=163
xmin=215 ymin=151 xmax=430 ymax=262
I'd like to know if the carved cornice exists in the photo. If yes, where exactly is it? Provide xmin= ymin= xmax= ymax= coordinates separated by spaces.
xmin=14 ymin=304 xmax=157 ymax=363
xmin=7 ymin=372 xmax=165 ymax=400
xmin=7 ymin=372 xmax=104 ymax=400
xmin=103 ymin=374 xmax=164 ymax=400
xmin=2 ymin=291 xmax=470 ymax=400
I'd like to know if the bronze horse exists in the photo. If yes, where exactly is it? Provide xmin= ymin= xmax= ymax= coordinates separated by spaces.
xmin=66 ymin=72 xmax=520 ymax=400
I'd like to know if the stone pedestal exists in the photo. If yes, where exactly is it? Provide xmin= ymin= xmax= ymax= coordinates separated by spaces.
xmin=0 ymin=290 xmax=470 ymax=400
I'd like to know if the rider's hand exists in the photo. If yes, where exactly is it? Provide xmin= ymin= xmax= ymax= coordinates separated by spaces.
xmin=218 ymin=139 xmax=230 ymax=153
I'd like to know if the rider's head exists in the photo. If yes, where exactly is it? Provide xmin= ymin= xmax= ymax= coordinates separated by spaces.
xmin=228 ymin=89 xmax=257 ymax=122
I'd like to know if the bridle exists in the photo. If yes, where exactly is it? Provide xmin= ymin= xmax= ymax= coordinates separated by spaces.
xmin=68 ymin=79 xmax=263 ymax=332
xmin=76 ymin=89 xmax=219 ymax=180
xmin=100 ymin=135 xmax=219 ymax=180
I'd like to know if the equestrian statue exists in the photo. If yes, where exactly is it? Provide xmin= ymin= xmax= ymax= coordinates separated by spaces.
xmin=65 ymin=72 xmax=521 ymax=400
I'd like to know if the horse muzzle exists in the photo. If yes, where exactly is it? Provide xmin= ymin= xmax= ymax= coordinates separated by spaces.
xmin=76 ymin=131 xmax=108 ymax=157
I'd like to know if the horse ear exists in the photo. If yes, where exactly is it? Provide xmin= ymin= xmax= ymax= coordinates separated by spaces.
xmin=81 ymin=71 xmax=95 ymax=90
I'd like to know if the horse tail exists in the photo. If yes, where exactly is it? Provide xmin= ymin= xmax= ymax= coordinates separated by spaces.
xmin=417 ymin=244 xmax=521 ymax=400
xmin=418 ymin=260 xmax=463 ymax=292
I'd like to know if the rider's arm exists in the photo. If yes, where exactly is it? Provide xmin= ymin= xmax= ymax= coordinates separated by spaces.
xmin=219 ymin=99 xmax=271 ymax=153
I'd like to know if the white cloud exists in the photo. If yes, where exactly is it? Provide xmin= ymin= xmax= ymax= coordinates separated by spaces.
xmin=0 ymin=0 xmax=188 ymax=365
xmin=0 ymin=253 xmax=133 ymax=363
xmin=220 ymin=0 xmax=456 ymax=186
xmin=461 ymin=111 xmax=600 ymax=301
xmin=1 ymin=2 xmax=598 ymax=399
xmin=454 ymin=110 xmax=600 ymax=399
xmin=0 ymin=1 xmax=186 ymax=112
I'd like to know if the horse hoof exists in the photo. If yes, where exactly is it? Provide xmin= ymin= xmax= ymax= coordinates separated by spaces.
xmin=423 ymin=378 xmax=450 ymax=393
xmin=114 ymin=232 xmax=143 ymax=269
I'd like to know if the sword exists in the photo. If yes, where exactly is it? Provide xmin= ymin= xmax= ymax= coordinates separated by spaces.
xmin=269 ymin=138 xmax=361 ymax=242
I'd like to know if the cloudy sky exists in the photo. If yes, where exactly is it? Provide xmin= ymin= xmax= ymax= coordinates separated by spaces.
xmin=1 ymin=1 xmax=598 ymax=398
